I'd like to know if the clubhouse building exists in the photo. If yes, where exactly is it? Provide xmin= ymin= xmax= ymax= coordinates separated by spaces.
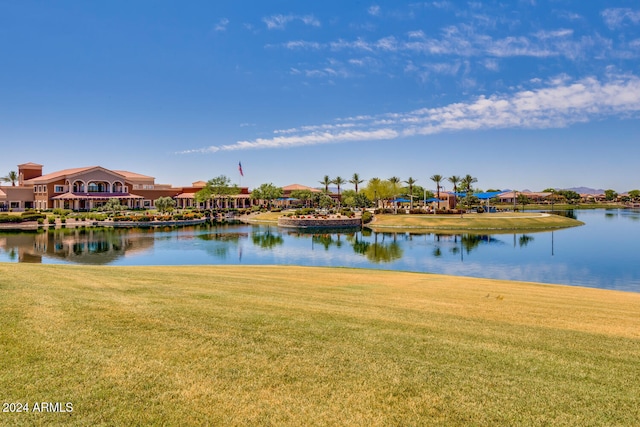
xmin=0 ymin=162 xmax=252 ymax=212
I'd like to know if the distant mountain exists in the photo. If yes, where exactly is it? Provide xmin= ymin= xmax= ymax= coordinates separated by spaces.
xmin=562 ymin=187 xmax=605 ymax=195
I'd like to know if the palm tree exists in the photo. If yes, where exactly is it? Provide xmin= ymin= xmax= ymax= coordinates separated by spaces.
xmin=349 ymin=173 xmax=364 ymax=193
xmin=430 ymin=174 xmax=443 ymax=202
xmin=319 ymin=175 xmax=331 ymax=193
xmin=1 ymin=171 xmax=18 ymax=186
xmin=332 ymin=176 xmax=346 ymax=194
xmin=447 ymin=175 xmax=461 ymax=209
xmin=404 ymin=177 xmax=417 ymax=210
xmin=332 ymin=176 xmax=346 ymax=207
xmin=461 ymin=174 xmax=478 ymax=210
xmin=389 ymin=176 xmax=401 ymax=214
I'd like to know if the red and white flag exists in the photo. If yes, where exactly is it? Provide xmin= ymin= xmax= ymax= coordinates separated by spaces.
xmin=238 ymin=161 xmax=244 ymax=177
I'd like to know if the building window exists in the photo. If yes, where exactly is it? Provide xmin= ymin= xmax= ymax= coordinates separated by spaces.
xmin=143 ymin=200 xmax=151 ymax=208
xmin=88 ymin=182 xmax=107 ymax=192
xmin=54 ymin=185 xmax=64 ymax=193
xmin=10 ymin=202 xmax=20 ymax=209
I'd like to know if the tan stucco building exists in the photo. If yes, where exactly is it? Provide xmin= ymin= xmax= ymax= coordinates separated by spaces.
xmin=0 ymin=162 xmax=252 ymax=212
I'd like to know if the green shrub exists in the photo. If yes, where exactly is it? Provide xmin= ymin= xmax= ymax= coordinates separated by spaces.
xmin=20 ymin=213 xmax=46 ymax=221
xmin=53 ymin=208 xmax=72 ymax=216
xmin=340 ymin=208 xmax=354 ymax=217
xmin=362 ymin=211 xmax=373 ymax=224
xmin=0 ymin=215 xmax=21 ymax=223
xmin=295 ymin=208 xmax=315 ymax=216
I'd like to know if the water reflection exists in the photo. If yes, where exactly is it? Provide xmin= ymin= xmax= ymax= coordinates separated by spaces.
xmin=1 ymin=210 xmax=639 ymax=292
xmin=0 ymin=228 xmax=154 ymax=264
xmin=252 ymin=229 xmax=284 ymax=249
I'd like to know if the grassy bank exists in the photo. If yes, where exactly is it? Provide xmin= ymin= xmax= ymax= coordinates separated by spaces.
xmin=245 ymin=211 xmax=584 ymax=232
xmin=1 ymin=264 xmax=638 ymax=426
xmin=368 ymin=212 xmax=583 ymax=232
xmin=243 ymin=211 xmax=282 ymax=224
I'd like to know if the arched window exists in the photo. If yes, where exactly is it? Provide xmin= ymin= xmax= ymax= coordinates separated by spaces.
xmin=88 ymin=182 xmax=107 ymax=193
xmin=73 ymin=180 xmax=85 ymax=193
xmin=112 ymin=181 xmax=124 ymax=193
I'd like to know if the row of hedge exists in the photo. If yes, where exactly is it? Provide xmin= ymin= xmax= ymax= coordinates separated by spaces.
xmin=111 ymin=213 xmax=203 ymax=222
xmin=0 ymin=212 xmax=47 ymax=223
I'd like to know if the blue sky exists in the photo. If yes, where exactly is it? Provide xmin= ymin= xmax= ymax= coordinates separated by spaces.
xmin=2 ymin=0 xmax=640 ymax=192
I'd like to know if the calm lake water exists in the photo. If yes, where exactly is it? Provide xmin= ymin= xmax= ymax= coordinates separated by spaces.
xmin=1 ymin=209 xmax=639 ymax=292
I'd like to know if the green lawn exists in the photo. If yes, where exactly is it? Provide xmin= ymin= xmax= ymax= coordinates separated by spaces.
xmin=1 ymin=264 xmax=639 ymax=426
xmin=368 ymin=212 xmax=583 ymax=232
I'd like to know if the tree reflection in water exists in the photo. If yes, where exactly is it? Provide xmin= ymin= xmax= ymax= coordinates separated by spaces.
xmin=251 ymin=230 xmax=284 ymax=249
xmin=364 ymin=241 xmax=403 ymax=263
xmin=519 ymin=234 xmax=534 ymax=247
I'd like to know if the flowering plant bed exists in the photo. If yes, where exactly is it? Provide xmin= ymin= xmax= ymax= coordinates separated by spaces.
xmin=278 ymin=215 xmax=362 ymax=228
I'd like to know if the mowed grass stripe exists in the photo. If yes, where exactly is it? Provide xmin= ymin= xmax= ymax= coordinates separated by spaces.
xmin=1 ymin=264 xmax=639 ymax=426
xmin=368 ymin=212 xmax=584 ymax=231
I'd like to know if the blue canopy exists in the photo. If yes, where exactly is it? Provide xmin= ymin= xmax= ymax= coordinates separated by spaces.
xmin=391 ymin=198 xmax=411 ymax=203
xmin=447 ymin=191 xmax=504 ymax=200
xmin=476 ymin=191 xmax=504 ymax=200
xmin=425 ymin=197 xmax=440 ymax=203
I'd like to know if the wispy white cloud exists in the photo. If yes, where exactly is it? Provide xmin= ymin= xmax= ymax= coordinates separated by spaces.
xmin=178 ymin=74 xmax=640 ymax=154
xmin=214 ymin=18 xmax=229 ymax=32
xmin=368 ymin=5 xmax=380 ymax=16
xmin=602 ymin=8 xmax=640 ymax=29
xmin=534 ymin=29 xmax=573 ymax=40
xmin=274 ymin=23 xmax=603 ymax=61
xmin=277 ymin=40 xmax=322 ymax=50
xmin=263 ymin=14 xmax=320 ymax=30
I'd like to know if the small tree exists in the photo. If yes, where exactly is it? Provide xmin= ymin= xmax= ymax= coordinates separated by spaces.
xmin=341 ymin=190 xmax=373 ymax=209
xmin=290 ymin=189 xmax=315 ymax=208
xmin=101 ymin=198 xmax=127 ymax=214
xmin=604 ymin=189 xmax=618 ymax=201
xmin=556 ymin=190 xmax=580 ymax=204
xmin=250 ymin=183 xmax=283 ymax=209
xmin=195 ymin=175 xmax=240 ymax=210
xmin=318 ymin=194 xmax=334 ymax=209
xmin=388 ymin=176 xmax=401 ymax=214
xmin=517 ymin=193 xmax=530 ymax=211
xmin=155 ymin=196 xmax=176 ymax=213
